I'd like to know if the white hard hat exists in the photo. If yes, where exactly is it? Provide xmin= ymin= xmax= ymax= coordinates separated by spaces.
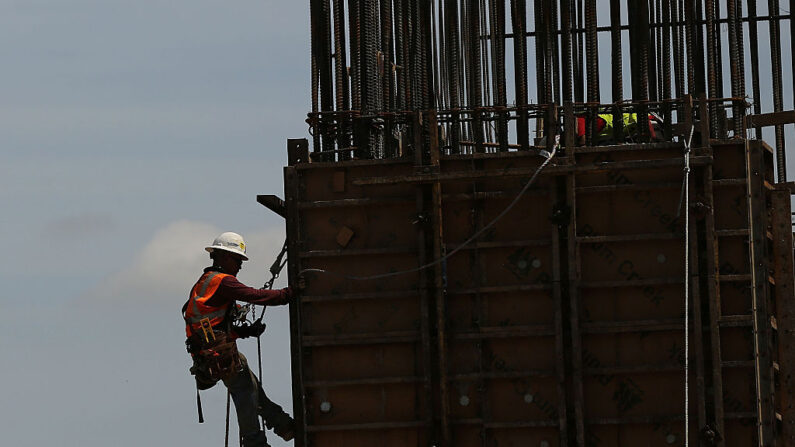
xmin=206 ymin=232 xmax=249 ymax=260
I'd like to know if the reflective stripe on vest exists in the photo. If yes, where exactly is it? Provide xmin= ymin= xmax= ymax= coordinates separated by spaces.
xmin=600 ymin=113 xmax=657 ymax=136
xmin=583 ymin=113 xmax=654 ymax=139
xmin=184 ymin=271 xmax=232 ymax=337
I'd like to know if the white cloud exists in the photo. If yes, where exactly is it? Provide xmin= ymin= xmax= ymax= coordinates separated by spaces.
xmin=82 ymin=219 xmax=286 ymax=304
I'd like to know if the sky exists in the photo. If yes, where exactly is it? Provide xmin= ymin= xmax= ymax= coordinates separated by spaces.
xmin=2 ymin=1 xmax=795 ymax=447
xmin=1 ymin=1 xmax=309 ymax=446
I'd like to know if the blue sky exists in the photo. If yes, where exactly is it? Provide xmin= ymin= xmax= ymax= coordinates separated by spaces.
xmin=1 ymin=1 xmax=309 ymax=446
xmin=2 ymin=1 xmax=795 ymax=446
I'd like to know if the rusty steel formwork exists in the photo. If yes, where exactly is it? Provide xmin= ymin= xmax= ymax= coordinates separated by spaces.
xmin=266 ymin=1 xmax=795 ymax=446
xmin=274 ymin=101 xmax=795 ymax=446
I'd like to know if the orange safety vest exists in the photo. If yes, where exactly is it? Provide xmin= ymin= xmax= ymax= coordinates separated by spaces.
xmin=183 ymin=271 xmax=233 ymax=338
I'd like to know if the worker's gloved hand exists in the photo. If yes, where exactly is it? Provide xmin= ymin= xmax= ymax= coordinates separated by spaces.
xmin=274 ymin=287 xmax=294 ymax=305
xmin=235 ymin=320 xmax=266 ymax=338
xmin=248 ymin=320 xmax=266 ymax=337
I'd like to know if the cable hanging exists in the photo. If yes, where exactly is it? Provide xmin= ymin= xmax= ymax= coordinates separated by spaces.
xmin=681 ymin=124 xmax=694 ymax=447
xmin=300 ymin=137 xmax=559 ymax=281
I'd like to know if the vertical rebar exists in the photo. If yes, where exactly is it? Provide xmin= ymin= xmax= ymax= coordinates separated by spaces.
xmin=510 ymin=0 xmax=529 ymax=150
xmin=661 ymin=0 xmax=672 ymax=101
xmin=412 ymin=0 xmax=424 ymax=110
xmin=574 ymin=0 xmax=585 ymax=102
xmin=434 ymin=0 xmax=446 ymax=111
xmin=672 ymin=0 xmax=686 ymax=99
xmin=726 ymin=0 xmax=743 ymax=137
xmin=629 ymin=0 xmax=650 ymax=101
xmin=791 ymin=0 xmax=795 ymax=135
xmin=694 ymin=0 xmax=706 ymax=95
xmin=490 ymin=0 xmax=508 ymax=151
xmin=361 ymin=0 xmax=382 ymax=157
xmin=683 ymin=0 xmax=696 ymax=94
xmin=333 ymin=0 xmax=347 ymax=113
xmin=421 ymin=0 xmax=435 ymax=110
xmin=333 ymin=0 xmax=351 ymax=159
xmin=584 ymin=0 xmax=598 ymax=144
xmin=734 ymin=0 xmax=745 ymax=107
xmin=653 ymin=0 xmax=663 ymax=101
xmin=394 ymin=0 xmax=406 ymax=111
xmin=544 ymin=0 xmax=555 ymax=107
xmin=310 ymin=0 xmax=322 ymax=153
xmin=609 ymin=0 xmax=623 ymax=139
xmin=446 ymin=0 xmax=461 ymax=153
xmin=406 ymin=0 xmax=416 ymax=110
xmin=550 ymin=0 xmax=562 ymax=105
xmin=629 ymin=0 xmax=651 ymax=138
xmin=560 ymin=0 xmax=574 ymax=104
xmin=349 ymin=0 xmax=362 ymax=111
xmin=768 ymin=0 xmax=787 ymax=180
xmin=648 ymin=0 xmax=659 ymax=101
xmin=480 ymin=0 xmax=493 ymax=142
xmin=319 ymin=0 xmax=335 ymax=153
xmin=713 ymin=0 xmax=725 ymax=101
xmin=535 ymin=0 xmax=548 ymax=107
xmin=381 ymin=0 xmax=394 ymax=111
xmin=457 ymin=1 xmax=467 ymax=116
xmin=469 ymin=0 xmax=485 ymax=153
xmin=704 ymin=0 xmax=720 ymax=138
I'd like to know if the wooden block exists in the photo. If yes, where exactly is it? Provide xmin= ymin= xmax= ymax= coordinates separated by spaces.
xmin=336 ymin=226 xmax=354 ymax=247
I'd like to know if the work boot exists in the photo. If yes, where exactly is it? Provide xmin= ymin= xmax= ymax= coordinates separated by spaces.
xmin=241 ymin=430 xmax=270 ymax=447
xmin=265 ymin=412 xmax=295 ymax=442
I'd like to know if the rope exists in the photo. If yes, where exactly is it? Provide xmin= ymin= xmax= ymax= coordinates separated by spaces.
xmin=256 ymin=241 xmax=288 ymax=431
xmin=299 ymin=138 xmax=559 ymax=281
xmin=681 ymin=124 xmax=694 ymax=447
xmin=256 ymin=334 xmax=264 ymax=432
xmin=224 ymin=389 xmax=231 ymax=447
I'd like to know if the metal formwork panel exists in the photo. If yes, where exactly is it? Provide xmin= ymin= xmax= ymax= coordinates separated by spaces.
xmin=439 ymin=155 xmax=563 ymax=446
xmin=284 ymin=139 xmax=790 ymax=447
xmin=285 ymin=158 xmax=432 ymax=447
xmin=570 ymin=145 xmax=695 ymax=447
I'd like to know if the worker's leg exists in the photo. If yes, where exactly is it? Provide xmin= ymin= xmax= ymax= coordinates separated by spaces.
xmin=256 ymin=381 xmax=295 ymax=439
xmin=224 ymin=354 xmax=269 ymax=447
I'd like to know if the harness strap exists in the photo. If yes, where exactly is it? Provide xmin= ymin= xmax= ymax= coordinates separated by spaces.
xmin=186 ymin=307 xmax=228 ymax=324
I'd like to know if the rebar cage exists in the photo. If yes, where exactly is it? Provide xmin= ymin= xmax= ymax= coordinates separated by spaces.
xmin=307 ymin=0 xmax=792 ymax=179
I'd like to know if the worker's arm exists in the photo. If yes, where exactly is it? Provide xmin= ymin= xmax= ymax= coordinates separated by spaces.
xmin=206 ymin=276 xmax=292 ymax=306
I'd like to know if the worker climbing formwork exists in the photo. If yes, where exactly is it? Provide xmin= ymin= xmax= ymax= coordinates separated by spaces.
xmin=182 ymin=232 xmax=294 ymax=447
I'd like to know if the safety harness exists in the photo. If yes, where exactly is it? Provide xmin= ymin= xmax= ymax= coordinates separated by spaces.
xmin=183 ymin=270 xmax=241 ymax=423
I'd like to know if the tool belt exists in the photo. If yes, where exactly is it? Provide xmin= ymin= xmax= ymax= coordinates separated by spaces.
xmin=187 ymin=318 xmax=241 ymax=385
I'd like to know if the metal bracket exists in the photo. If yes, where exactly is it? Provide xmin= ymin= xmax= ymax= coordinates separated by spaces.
xmin=288 ymin=138 xmax=310 ymax=165
xmin=257 ymin=194 xmax=287 ymax=219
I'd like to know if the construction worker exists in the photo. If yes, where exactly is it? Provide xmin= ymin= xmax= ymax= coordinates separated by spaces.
xmin=183 ymin=232 xmax=295 ymax=447
xmin=575 ymin=112 xmax=663 ymax=145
